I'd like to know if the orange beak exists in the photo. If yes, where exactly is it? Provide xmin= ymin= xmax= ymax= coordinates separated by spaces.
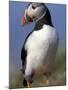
xmin=22 ymin=15 xmax=27 ymax=26
xmin=22 ymin=15 xmax=34 ymax=26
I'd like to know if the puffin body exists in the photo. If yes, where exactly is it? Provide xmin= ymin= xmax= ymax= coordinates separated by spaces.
xmin=21 ymin=2 xmax=59 ymax=87
xmin=25 ymin=25 xmax=58 ymax=76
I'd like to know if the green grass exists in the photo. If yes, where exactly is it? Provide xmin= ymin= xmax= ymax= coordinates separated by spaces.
xmin=9 ymin=51 xmax=66 ymax=89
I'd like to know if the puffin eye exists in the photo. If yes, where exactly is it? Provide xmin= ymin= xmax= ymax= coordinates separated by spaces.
xmin=32 ymin=5 xmax=36 ymax=9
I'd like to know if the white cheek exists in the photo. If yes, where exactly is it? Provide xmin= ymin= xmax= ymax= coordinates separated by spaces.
xmin=33 ymin=7 xmax=45 ymax=19
xmin=27 ymin=5 xmax=45 ymax=20
xmin=27 ymin=5 xmax=34 ymax=17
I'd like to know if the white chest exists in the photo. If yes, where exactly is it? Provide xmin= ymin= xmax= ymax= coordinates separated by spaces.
xmin=25 ymin=25 xmax=59 ymax=76
xmin=25 ymin=25 xmax=57 ymax=52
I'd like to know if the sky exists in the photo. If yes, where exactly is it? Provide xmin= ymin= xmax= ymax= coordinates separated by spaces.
xmin=9 ymin=1 xmax=66 ymax=73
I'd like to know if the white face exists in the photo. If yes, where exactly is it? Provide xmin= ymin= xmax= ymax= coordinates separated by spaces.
xmin=28 ymin=4 xmax=44 ymax=19
xmin=22 ymin=3 xmax=47 ymax=25
xmin=26 ymin=3 xmax=47 ymax=21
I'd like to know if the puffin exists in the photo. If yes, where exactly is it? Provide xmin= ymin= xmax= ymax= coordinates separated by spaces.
xmin=21 ymin=2 xmax=59 ymax=88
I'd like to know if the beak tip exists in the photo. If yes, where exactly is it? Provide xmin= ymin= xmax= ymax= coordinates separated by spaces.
xmin=22 ymin=15 xmax=27 ymax=26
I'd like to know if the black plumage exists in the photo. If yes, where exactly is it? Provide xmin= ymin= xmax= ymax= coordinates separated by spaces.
xmin=21 ymin=30 xmax=34 ymax=74
xmin=21 ymin=47 xmax=27 ymax=74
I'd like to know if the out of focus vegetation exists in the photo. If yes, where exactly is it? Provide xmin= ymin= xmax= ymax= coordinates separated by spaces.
xmin=9 ymin=50 xmax=66 ymax=89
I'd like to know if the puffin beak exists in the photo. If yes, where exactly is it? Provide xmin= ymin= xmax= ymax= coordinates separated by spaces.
xmin=22 ymin=14 xmax=34 ymax=26
xmin=22 ymin=15 xmax=27 ymax=26
xmin=27 ymin=82 xmax=31 ymax=88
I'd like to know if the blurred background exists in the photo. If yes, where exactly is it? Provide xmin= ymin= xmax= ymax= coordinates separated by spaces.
xmin=9 ymin=1 xmax=66 ymax=89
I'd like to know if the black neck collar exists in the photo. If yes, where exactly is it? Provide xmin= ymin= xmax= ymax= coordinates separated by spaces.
xmin=34 ymin=9 xmax=53 ymax=30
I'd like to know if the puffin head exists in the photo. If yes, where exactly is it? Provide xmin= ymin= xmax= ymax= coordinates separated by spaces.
xmin=22 ymin=2 xmax=48 ymax=26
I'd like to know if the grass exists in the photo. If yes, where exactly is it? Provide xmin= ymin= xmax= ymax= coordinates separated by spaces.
xmin=9 ymin=50 xmax=66 ymax=89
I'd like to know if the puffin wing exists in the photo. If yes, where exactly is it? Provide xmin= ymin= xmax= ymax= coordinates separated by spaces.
xmin=21 ymin=31 xmax=33 ymax=73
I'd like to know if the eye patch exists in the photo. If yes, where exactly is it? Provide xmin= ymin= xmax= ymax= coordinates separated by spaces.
xmin=27 ymin=3 xmax=44 ymax=9
xmin=32 ymin=5 xmax=36 ymax=9
xmin=32 ymin=3 xmax=44 ymax=8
